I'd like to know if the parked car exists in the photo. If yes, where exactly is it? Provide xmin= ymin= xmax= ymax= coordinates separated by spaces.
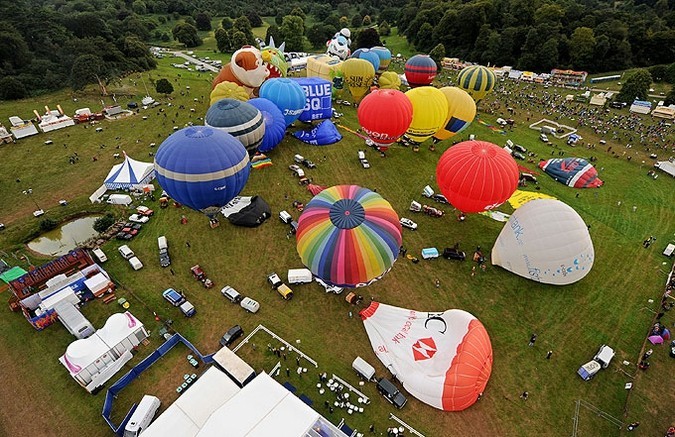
xmin=162 ymin=288 xmax=186 ymax=306
xmin=128 ymin=214 xmax=149 ymax=224
xmin=539 ymin=133 xmax=549 ymax=142
xmin=443 ymin=247 xmax=466 ymax=261
xmin=512 ymin=151 xmax=525 ymax=160
xmin=376 ymin=378 xmax=407 ymax=409
xmin=399 ymin=218 xmax=418 ymax=230
xmin=220 ymin=325 xmax=244 ymax=347
xmin=128 ymin=256 xmax=143 ymax=270
xmin=360 ymin=159 xmax=371 ymax=169
xmin=118 ymin=245 xmax=135 ymax=260
xmin=276 ymin=283 xmax=294 ymax=300
xmin=578 ymin=344 xmax=615 ymax=381
xmin=520 ymin=173 xmax=538 ymax=183
xmin=191 ymin=265 xmax=213 ymax=288
xmin=267 ymin=272 xmax=283 ymax=288
xmin=159 ymin=249 xmax=171 ymax=268
xmin=221 ymin=286 xmax=243 ymax=303
xmin=240 ymin=297 xmax=260 ymax=313
xmin=136 ymin=206 xmax=154 ymax=216
xmin=288 ymin=164 xmax=305 ymax=178
xmin=302 ymin=159 xmax=316 ymax=169
xmin=610 ymin=101 xmax=627 ymax=109
xmin=432 ymin=194 xmax=448 ymax=204
xmin=513 ymin=144 xmax=527 ymax=153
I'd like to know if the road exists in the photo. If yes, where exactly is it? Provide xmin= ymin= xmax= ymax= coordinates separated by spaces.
xmin=170 ymin=51 xmax=220 ymax=73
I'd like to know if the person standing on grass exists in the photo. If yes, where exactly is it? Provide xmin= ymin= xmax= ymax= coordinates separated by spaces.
xmin=529 ymin=333 xmax=537 ymax=347
xmin=626 ymin=422 xmax=640 ymax=431
xmin=546 ymin=350 xmax=553 ymax=359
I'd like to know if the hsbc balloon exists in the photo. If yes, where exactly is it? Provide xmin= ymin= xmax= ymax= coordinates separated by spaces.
xmin=360 ymin=302 xmax=493 ymax=411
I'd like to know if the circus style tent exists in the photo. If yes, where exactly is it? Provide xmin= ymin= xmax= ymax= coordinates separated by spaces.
xmin=104 ymin=153 xmax=155 ymax=190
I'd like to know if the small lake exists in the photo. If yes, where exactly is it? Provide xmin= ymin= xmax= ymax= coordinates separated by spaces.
xmin=28 ymin=216 xmax=101 ymax=256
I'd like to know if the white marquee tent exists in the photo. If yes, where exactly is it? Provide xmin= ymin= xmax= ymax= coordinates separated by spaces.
xmin=104 ymin=152 xmax=155 ymax=190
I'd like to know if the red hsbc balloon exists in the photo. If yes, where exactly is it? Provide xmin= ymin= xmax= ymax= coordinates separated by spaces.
xmin=436 ymin=141 xmax=519 ymax=213
xmin=404 ymin=55 xmax=437 ymax=87
xmin=357 ymin=89 xmax=413 ymax=149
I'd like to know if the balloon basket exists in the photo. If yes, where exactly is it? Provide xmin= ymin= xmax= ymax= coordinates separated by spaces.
xmin=209 ymin=218 xmax=220 ymax=229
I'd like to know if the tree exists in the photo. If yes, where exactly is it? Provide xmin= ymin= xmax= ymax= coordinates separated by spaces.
xmin=666 ymin=62 xmax=675 ymax=84
xmin=230 ymin=30 xmax=248 ymax=50
xmin=0 ymin=30 xmax=31 ymax=70
xmin=362 ymin=15 xmax=371 ymax=27
xmin=339 ymin=16 xmax=349 ymax=29
xmin=415 ymin=22 xmax=434 ymax=53
xmin=265 ymin=25 xmax=282 ymax=47
xmin=275 ymin=13 xmax=283 ymax=26
xmin=245 ymin=11 xmax=263 ymax=28
xmin=233 ymin=16 xmax=255 ymax=45
xmin=132 ymin=0 xmax=147 ymax=15
xmin=172 ymin=23 xmax=202 ymax=47
xmin=617 ymin=69 xmax=653 ymax=103
xmin=665 ymin=87 xmax=675 ymax=106
xmin=307 ymin=24 xmax=335 ymax=49
xmin=429 ymin=43 xmax=446 ymax=69
xmin=221 ymin=17 xmax=233 ymax=29
xmin=355 ymin=28 xmax=381 ymax=50
xmin=155 ymin=78 xmax=174 ymax=95
xmin=40 ymin=218 xmax=58 ymax=232
xmin=194 ymin=12 xmax=212 ymax=31
xmin=0 ymin=77 xmax=27 ymax=100
xmin=570 ymin=27 xmax=596 ymax=71
xmin=70 ymin=54 xmax=105 ymax=90
xmin=351 ymin=14 xmax=363 ymax=28
xmin=379 ymin=8 xmax=398 ymax=26
xmin=215 ymin=28 xmax=230 ymax=53
xmin=93 ymin=214 xmax=115 ymax=233
xmin=379 ymin=21 xmax=391 ymax=37
xmin=280 ymin=15 xmax=305 ymax=52
xmin=290 ymin=7 xmax=305 ymax=20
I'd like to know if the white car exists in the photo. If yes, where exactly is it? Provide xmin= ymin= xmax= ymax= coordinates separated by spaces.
xmin=128 ymin=214 xmax=149 ymax=224
xmin=539 ymin=133 xmax=549 ymax=142
xmin=400 ymin=218 xmax=418 ymax=230
xmin=360 ymin=159 xmax=370 ymax=169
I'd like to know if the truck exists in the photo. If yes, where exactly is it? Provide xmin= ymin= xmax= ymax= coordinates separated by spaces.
xmin=158 ymin=236 xmax=170 ymax=268
xmin=54 ymin=302 xmax=95 ymax=339
xmin=107 ymin=194 xmax=133 ymax=206
xmin=287 ymin=268 xmax=312 ymax=284
xmin=577 ymin=344 xmax=615 ymax=381
xmin=123 ymin=395 xmax=161 ymax=437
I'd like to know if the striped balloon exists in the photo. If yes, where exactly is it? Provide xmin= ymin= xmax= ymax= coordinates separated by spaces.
xmin=457 ymin=65 xmax=495 ymax=101
xmin=204 ymin=99 xmax=265 ymax=155
xmin=404 ymin=55 xmax=437 ymax=87
xmin=296 ymin=185 xmax=402 ymax=288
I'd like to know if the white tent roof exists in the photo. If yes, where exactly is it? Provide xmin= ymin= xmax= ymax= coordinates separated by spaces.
xmin=61 ymin=334 xmax=110 ymax=376
xmin=104 ymin=153 xmax=155 ymax=189
xmin=656 ymin=161 xmax=675 ymax=177
xmin=97 ymin=312 xmax=143 ymax=348
xmin=84 ymin=272 xmax=110 ymax=294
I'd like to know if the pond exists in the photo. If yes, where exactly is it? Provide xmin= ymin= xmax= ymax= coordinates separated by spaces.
xmin=28 ymin=216 xmax=101 ymax=256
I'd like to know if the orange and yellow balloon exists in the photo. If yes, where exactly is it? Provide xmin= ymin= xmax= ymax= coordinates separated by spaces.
xmin=433 ymin=87 xmax=476 ymax=141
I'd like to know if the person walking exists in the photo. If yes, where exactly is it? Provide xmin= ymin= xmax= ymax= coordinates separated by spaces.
xmin=529 ymin=333 xmax=537 ymax=347
xmin=626 ymin=422 xmax=640 ymax=431
xmin=546 ymin=350 xmax=553 ymax=359
xmin=520 ymin=391 xmax=529 ymax=400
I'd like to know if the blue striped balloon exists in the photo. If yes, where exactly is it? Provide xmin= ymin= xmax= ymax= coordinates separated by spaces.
xmin=259 ymin=78 xmax=306 ymax=126
xmin=351 ymin=49 xmax=380 ymax=73
xmin=154 ymin=126 xmax=250 ymax=217
xmin=205 ymin=98 xmax=265 ymax=155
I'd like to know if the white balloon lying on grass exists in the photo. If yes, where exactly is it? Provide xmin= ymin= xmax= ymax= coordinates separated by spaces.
xmin=491 ymin=199 xmax=594 ymax=285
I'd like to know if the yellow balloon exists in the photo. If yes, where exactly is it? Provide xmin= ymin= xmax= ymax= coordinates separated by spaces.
xmin=341 ymin=58 xmax=375 ymax=102
xmin=210 ymin=81 xmax=250 ymax=106
xmin=433 ymin=87 xmax=477 ymax=141
xmin=404 ymin=86 xmax=448 ymax=143
xmin=307 ymin=54 xmax=343 ymax=82
xmin=378 ymin=71 xmax=401 ymax=90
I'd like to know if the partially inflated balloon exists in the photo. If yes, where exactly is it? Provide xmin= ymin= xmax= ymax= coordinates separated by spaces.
xmin=209 ymin=81 xmax=250 ymax=106
xmin=341 ymin=58 xmax=376 ymax=102
xmin=204 ymin=99 xmax=265 ymax=155
xmin=358 ymin=89 xmax=412 ymax=149
xmin=457 ymin=65 xmax=495 ymax=101
xmin=378 ymin=71 xmax=401 ymax=90
xmin=492 ymin=199 xmax=594 ymax=285
xmin=259 ymin=78 xmax=306 ymax=126
xmin=307 ymin=54 xmax=343 ymax=82
xmin=433 ymin=87 xmax=476 ymax=141
xmin=370 ymin=46 xmax=392 ymax=72
xmin=404 ymin=55 xmax=437 ymax=87
xmin=248 ymin=98 xmax=286 ymax=153
xmin=351 ymin=48 xmax=380 ymax=73
xmin=436 ymin=140 xmax=519 ymax=213
xmin=404 ymin=86 xmax=448 ymax=143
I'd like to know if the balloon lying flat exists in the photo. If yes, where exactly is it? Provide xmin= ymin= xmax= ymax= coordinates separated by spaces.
xmin=492 ymin=199 xmax=594 ymax=285
xmin=360 ymin=302 xmax=493 ymax=411
xmin=538 ymin=158 xmax=603 ymax=188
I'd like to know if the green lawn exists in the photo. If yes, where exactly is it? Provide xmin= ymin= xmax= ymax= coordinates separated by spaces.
xmin=0 ymin=54 xmax=674 ymax=437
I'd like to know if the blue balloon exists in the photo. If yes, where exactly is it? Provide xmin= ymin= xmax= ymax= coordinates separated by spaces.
xmin=248 ymin=98 xmax=286 ymax=153
xmin=370 ymin=46 xmax=392 ymax=72
xmin=204 ymin=99 xmax=265 ymax=155
xmin=154 ymin=126 xmax=250 ymax=217
xmin=351 ymin=49 xmax=380 ymax=73
xmin=293 ymin=120 xmax=342 ymax=145
xmin=293 ymin=77 xmax=333 ymax=122
xmin=259 ymin=78 xmax=306 ymax=126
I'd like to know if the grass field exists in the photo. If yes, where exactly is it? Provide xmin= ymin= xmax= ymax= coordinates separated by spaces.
xmin=1 ymin=37 xmax=674 ymax=437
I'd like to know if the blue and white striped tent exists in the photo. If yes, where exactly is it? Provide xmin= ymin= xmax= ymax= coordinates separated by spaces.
xmin=104 ymin=152 xmax=155 ymax=190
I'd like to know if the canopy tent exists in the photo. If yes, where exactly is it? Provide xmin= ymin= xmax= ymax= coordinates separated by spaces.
xmin=655 ymin=161 xmax=675 ymax=177
xmin=0 ymin=266 xmax=28 ymax=284
xmin=104 ymin=153 xmax=155 ymax=190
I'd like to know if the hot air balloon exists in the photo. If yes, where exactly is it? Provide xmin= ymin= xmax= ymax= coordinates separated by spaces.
xmin=404 ymin=86 xmax=448 ymax=143
xmin=457 ymin=65 xmax=495 ymax=101
xmin=404 ymin=55 xmax=437 ymax=87
xmin=307 ymin=54 xmax=343 ymax=82
xmin=538 ymin=158 xmax=603 ymax=188
xmin=296 ymin=185 xmax=402 ymax=288
xmin=247 ymin=98 xmax=286 ymax=153
xmin=154 ymin=126 xmax=250 ymax=217
xmin=293 ymin=120 xmax=342 ymax=145
xmin=351 ymin=48 xmax=380 ymax=73
xmin=433 ymin=87 xmax=476 ymax=141
xmin=212 ymin=46 xmax=269 ymax=96
xmin=436 ymin=140 xmax=519 ymax=213
xmin=293 ymin=77 xmax=333 ymax=122
xmin=370 ymin=46 xmax=392 ymax=72
xmin=341 ymin=58 xmax=376 ymax=102
xmin=204 ymin=99 xmax=265 ymax=155
xmin=357 ymin=89 xmax=413 ymax=150
xmin=378 ymin=71 xmax=401 ymax=90
xmin=209 ymin=81 xmax=250 ymax=106
xmin=492 ymin=199 xmax=594 ymax=285
xmin=259 ymin=78 xmax=306 ymax=126
xmin=360 ymin=302 xmax=493 ymax=411
xmin=260 ymin=37 xmax=288 ymax=78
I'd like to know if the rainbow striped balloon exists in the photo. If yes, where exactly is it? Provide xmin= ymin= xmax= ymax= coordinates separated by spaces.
xmin=296 ymin=185 xmax=402 ymax=288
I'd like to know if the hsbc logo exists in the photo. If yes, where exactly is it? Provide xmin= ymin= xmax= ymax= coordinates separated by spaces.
xmin=412 ymin=337 xmax=437 ymax=361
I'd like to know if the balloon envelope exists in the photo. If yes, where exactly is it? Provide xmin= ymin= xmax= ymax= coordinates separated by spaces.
xmin=370 ymin=46 xmax=392 ymax=72
xmin=292 ymin=120 xmax=342 ymax=145
xmin=204 ymin=99 xmax=265 ymax=154
xmin=360 ymin=302 xmax=493 ymax=411
xmin=259 ymin=78 xmax=306 ymax=126
xmin=293 ymin=77 xmax=333 ymax=122
xmin=378 ymin=71 xmax=401 ymax=90
xmin=492 ymin=199 xmax=595 ymax=285
xmin=405 ymin=87 xmax=448 ymax=143
xmin=296 ymin=185 xmax=402 ymax=287
xmin=341 ymin=58 xmax=376 ymax=102
xmin=247 ymin=98 xmax=286 ymax=153
xmin=357 ymin=89 xmax=412 ymax=148
xmin=154 ymin=126 xmax=250 ymax=217
xmin=433 ymin=87 xmax=476 ymax=141
xmin=351 ymin=48 xmax=380 ymax=73
xmin=457 ymin=65 xmax=495 ymax=101
xmin=307 ymin=54 xmax=343 ymax=82
xmin=539 ymin=158 xmax=603 ymax=188
xmin=210 ymin=81 xmax=249 ymax=106
xmin=436 ymin=140 xmax=519 ymax=213
xmin=404 ymin=55 xmax=437 ymax=87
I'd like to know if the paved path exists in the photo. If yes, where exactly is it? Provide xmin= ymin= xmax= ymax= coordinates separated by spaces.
xmin=170 ymin=51 xmax=220 ymax=73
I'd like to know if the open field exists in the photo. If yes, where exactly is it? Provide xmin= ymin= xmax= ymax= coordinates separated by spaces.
xmin=1 ymin=48 xmax=675 ymax=437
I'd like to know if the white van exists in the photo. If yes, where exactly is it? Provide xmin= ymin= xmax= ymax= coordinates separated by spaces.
xmin=279 ymin=210 xmax=293 ymax=224
xmin=92 ymin=248 xmax=107 ymax=263
xmin=129 ymin=256 xmax=143 ymax=271
xmin=118 ymin=245 xmax=135 ymax=260
xmin=352 ymin=356 xmax=376 ymax=381
xmin=107 ymin=194 xmax=133 ymax=206
xmin=287 ymin=268 xmax=312 ymax=284
xmin=157 ymin=236 xmax=168 ymax=250
xmin=123 ymin=395 xmax=161 ymax=437
xmin=294 ymin=154 xmax=305 ymax=164
xmin=240 ymin=296 xmax=260 ymax=313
